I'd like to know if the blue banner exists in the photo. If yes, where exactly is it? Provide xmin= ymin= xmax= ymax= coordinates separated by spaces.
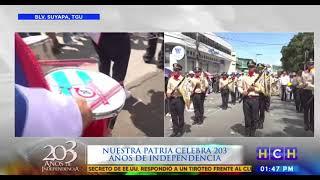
xmin=18 ymin=14 xmax=100 ymax=20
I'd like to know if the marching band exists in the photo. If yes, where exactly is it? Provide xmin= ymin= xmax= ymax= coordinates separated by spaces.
xmin=166 ymin=60 xmax=314 ymax=137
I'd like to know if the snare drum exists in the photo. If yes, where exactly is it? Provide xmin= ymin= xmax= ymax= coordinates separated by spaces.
xmin=45 ymin=67 xmax=126 ymax=120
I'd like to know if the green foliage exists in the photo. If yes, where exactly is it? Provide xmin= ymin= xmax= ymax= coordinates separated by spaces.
xmin=280 ymin=32 xmax=314 ymax=72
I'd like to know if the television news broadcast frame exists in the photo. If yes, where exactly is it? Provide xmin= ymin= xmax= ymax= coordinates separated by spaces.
xmin=0 ymin=5 xmax=319 ymax=175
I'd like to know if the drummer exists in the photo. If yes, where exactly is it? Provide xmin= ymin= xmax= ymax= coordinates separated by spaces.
xmin=15 ymin=33 xmax=95 ymax=137
xmin=15 ymin=84 xmax=93 ymax=137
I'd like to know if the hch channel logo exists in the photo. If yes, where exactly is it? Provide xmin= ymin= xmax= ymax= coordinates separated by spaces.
xmin=256 ymin=147 xmax=298 ymax=160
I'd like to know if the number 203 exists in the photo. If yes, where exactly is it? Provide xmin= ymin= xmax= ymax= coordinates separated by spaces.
xmin=43 ymin=141 xmax=78 ymax=164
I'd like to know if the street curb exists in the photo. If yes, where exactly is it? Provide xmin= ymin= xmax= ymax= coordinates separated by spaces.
xmin=125 ymin=68 xmax=164 ymax=91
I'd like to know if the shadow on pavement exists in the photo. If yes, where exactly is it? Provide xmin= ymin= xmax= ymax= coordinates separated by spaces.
xmin=229 ymin=122 xmax=312 ymax=137
xmin=280 ymin=117 xmax=305 ymax=127
xmin=269 ymin=105 xmax=296 ymax=111
xmin=261 ymin=126 xmax=313 ymax=137
xmin=183 ymin=124 xmax=192 ymax=134
xmin=190 ymin=116 xmax=207 ymax=121
xmin=230 ymin=123 xmax=246 ymax=136
xmin=262 ymin=131 xmax=287 ymax=137
xmin=122 ymin=89 xmax=164 ymax=137
xmin=283 ymin=125 xmax=313 ymax=137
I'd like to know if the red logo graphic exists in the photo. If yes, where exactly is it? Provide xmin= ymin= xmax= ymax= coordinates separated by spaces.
xmin=73 ymin=87 xmax=96 ymax=98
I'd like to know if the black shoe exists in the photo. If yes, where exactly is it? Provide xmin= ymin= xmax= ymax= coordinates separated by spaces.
xmin=244 ymin=129 xmax=250 ymax=137
xmin=169 ymin=131 xmax=178 ymax=137
xmin=197 ymin=121 xmax=203 ymax=125
xmin=192 ymin=121 xmax=198 ymax=125
xmin=157 ymin=63 xmax=164 ymax=69
xmin=250 ymin=131 xmax=256 ymax=137
xmin=176 ymin=131 xmax=183 ymax=137
xmin=52 ymin=47 xmax=63 ymax=54
xmin=143 ymin=56 xmax=155 ymax=63
xmin=258 ymin=123 xmax=263 ymax=129
xmin=57 ymin=44 xmax=65 ymax=49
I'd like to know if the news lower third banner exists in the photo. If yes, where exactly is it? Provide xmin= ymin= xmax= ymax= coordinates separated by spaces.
xmin=86 ymin=145 xmax=249 ymax=172
xmin=87 ymin=145 xmax=243 ymax=165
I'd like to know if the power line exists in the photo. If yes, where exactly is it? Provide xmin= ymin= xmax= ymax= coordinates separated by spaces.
xmin=214 ymin=34 xmax=288 ymax=46
xmin=203 ymin=32 xmax=288 ymax=46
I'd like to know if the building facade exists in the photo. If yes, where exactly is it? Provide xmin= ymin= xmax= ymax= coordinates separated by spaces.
xmin=164 ymin=32 xmax=236 ymax=74
xmin=236 ymin=57 xmax=254 ymax=72
xmin=271 ymin=65 xmax=283 ymax=73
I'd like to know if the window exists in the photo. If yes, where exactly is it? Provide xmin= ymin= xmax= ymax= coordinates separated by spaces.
xmin=182 ymin=32 xmax=196 ymax=40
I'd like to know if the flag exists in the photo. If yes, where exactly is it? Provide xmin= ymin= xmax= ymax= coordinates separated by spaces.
xmin=178 ymin=77 xmax=192 ymax=109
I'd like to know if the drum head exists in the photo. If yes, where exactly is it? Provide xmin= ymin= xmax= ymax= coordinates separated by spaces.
xmin=45 ymin=68 xmax=126 ymax=119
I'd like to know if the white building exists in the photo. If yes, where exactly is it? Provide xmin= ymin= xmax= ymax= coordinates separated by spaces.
xmin=164 ymin=32 xmax=237 ymax=74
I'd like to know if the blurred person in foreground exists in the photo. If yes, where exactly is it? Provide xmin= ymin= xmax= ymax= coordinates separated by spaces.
xmin=15 ymin=33 xmax=93 ymax=137
xmin=15 ymin=85 xmax=93 ymax=137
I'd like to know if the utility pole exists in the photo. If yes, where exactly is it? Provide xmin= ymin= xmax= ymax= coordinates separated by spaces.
xmin=255 ymin=53 xmax=262 ymax=63
xmin=304 ymin=50 xmax=309 ymax=70
xmin=184 ymin=43 xmax=187 ymax=73
xmin=195 ymin=32 xmax=200 ymax=68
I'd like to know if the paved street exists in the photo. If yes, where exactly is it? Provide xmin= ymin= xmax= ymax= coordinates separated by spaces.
xmin=164 ymin=93 xmax=314 ymax=137
xmin=112 ymin=70 xmax=164 ymax=137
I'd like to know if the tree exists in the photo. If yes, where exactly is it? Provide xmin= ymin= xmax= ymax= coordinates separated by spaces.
xmin=280 ymin=32 xmax=314 ymax=72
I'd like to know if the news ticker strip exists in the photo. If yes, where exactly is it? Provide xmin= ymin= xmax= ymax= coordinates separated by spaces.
xmin=18 ymin=14 xmax=100 ymax=20
xmin=87 ymin=165 xmax=252 ymax=173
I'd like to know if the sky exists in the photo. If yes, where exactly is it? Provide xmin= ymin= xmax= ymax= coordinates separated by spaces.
xmin=215 ymin=32 xmax=297 ymax=66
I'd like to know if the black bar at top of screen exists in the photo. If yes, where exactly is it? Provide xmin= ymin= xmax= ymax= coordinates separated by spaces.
xmin=1 ymin=0 xmax=319 ymax=5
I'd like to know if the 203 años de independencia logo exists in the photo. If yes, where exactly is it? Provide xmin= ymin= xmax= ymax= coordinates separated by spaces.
xmin=23 ymin=139 xmax=86 ymax=173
